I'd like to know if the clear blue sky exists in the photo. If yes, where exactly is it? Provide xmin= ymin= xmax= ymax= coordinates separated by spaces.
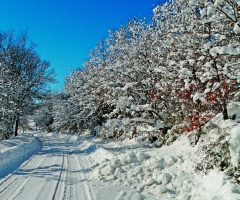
xmin=0 ymin=0 xmax=166 ymax=91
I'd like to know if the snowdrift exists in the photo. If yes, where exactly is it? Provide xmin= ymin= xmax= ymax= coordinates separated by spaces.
xmin=89 ymin=109 xmax=240 ymax=199
xmin=0 ymin=134 xmax=42 ymax=177
xmin=92 ymin=139 xmax=240 ymax=200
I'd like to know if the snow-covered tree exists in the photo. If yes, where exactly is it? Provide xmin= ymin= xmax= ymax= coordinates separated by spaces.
xmin=148 ymin=0 xmax=240 ymax=143
xmin=55 ymin=0 xmax=239 ymax=146
xmin=0 ymin=31 xmax=55 ymax=139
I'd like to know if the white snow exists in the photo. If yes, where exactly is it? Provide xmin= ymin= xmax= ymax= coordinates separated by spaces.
xmin=91 ymin=134 xmax=240 ymax=199
xmin=0 ymin=132 xmax=145 ymax=200
xmin=0 ymin=127 xmax=240 ymax=199
xmin=210 ymin=46 xmax=240 ymax=57
xmin=193 ymin=92 xmax=203 ymax=103
xmin=207 ymin=4 xmax=216 ymax=16
xmin=212 ymin=82 xmax=221 ymax=91
xmin=0 ymin=133 xmax=42 ymax=177
xmin=204 ymin=88 xmax=211 ymax=94
xmin=234 ymin=23 xmax=240 ymax=34
xmin=214 ymin=0 xmax=224 ymax=6
xmin=229 ymin=125 xmax=240 ymax=168
xmin=179 ymin=68 xmax=192 ymax=76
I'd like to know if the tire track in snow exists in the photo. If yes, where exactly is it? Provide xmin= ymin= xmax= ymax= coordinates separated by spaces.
xmin=0 ymin=154 xmax=44 ymax=199
xmin=6 ymin=177 xmax=29 ymax=200
xmin=66 ymin=154 xmax=83 ymax=200
xmin=62 ymin=152 xmax=91 ymax=200
xmin=0 ymin=149 xmax=41 ymax=187
xmin=53 ymin=142 xmax=80 ymax=200
xmin=54 ymin=153 xmax=68 ymax=200
xmin=75 ymin=156 xmax=97 ymax=200
xmin=0 ymin=134 xmax=64 ymax=200
xmin=32 ymin=155 xmax=61 ymax=200
xmin=51 ymin=150 xmax=65 ymax=200
xmin=0 ymin=134 xmax=146 ymax=200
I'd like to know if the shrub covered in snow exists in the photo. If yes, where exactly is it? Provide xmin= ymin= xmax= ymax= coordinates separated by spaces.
xmin=195 ymin=113 xmax=240 ymax=184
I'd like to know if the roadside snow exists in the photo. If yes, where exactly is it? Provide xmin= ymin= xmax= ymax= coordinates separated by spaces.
xmin=0 ymin=126 xmax=240 ymax=199
xmin=229 ymin=125 xmax=240 ymax=168
xmin=90 ymin=135 xmax=240 ymax=200
xmin=206 ymin=109 xmax=240 ymax=168
xmin=0 ymin=133 xmax=42 ymax=177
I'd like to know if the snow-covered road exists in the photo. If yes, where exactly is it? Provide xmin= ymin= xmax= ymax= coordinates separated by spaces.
xmin=0 ymin=133 xmax=144 ymax=200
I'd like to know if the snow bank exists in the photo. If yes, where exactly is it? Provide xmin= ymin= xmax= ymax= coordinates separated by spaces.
xmin=206 ymin=106 xmax=240 ymax=168
xmin=90 ymin=133 xmax=240 ymax=199
xmin=228 ymin=102 xmax=240 ymax=119
xmin=195 ymin=169 xmax=240 ymax=200
xmin=0 ymin=134 xmax=42 ymax=177
xmin=92 ymin=147 xmax=240 ymax=199
xmin=93 ymin=150 xmax=187 ymax=198
xmin=229 ymin=125 xmax=240 ymax=168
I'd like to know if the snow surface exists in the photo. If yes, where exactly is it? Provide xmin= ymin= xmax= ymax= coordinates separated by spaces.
xmin=92 ymin=136 xmax=240 ymax=200
xmin=0 ymin=132 xmax=144 ymax=200
xmin=0 ymin=129 xmax=240 ymax=199
xmin=229 ymin=125 xmax=240 ymax=168
xmin=0 ymin=133 xmax=42 ymax=178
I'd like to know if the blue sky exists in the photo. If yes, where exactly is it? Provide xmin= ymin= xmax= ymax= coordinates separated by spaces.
xmin=0 ymin=0 xmax=166 ymax=91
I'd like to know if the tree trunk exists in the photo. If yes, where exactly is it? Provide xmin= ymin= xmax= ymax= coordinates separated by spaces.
xmin=223 ymin=100 xmax=228 ymax=120
xmin=195 ymin=126 xmax=202 ymax=145
xmin=15 ymin=117 xmax=19 ymax=137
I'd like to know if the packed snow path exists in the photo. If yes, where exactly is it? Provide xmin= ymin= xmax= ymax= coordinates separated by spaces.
xmin=0 ymin=134 xmax=144 ymax=200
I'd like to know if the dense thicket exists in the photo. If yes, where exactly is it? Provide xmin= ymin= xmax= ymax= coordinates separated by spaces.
xmin=0 ymin=31 xmax=55 ymax=139
xmin=48 ymin=0 xmax=240 ymax=144
xmin=32 ymin=0 xmax=239 ymax=145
